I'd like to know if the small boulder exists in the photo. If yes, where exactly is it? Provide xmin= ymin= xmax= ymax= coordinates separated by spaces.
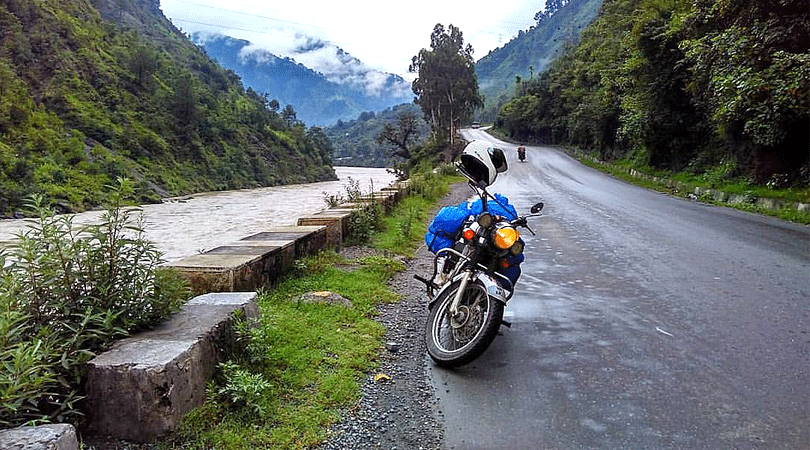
xmin=299 ymin=291 xmax=352 ymax=308
xmin=0 ymin=424 xmax=78 ymax=450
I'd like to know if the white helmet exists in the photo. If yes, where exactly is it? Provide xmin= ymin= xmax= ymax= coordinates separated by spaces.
xmin=458 ymin=140 xmax=507 ymax=187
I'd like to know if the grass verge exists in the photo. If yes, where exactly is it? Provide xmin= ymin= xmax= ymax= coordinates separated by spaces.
xmin=575 ymin=156 xmax=810 ymax=224
xmin=159 ymin=170 xmax=461 ymax=450
xmin=485 ymin=127 xmax=809 ymax=224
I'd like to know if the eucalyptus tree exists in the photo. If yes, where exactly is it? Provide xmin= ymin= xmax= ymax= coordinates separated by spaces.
xmin=410 ymin=24 xmax=483 ymax=147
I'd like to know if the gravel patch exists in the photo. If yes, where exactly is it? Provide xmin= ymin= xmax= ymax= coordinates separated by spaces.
xmin=317 ymin=181 xmax=471 ymax=450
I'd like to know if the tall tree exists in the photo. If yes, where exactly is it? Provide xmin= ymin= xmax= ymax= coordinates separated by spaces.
xmin=410 ymin=24 xmax=483 ymax=147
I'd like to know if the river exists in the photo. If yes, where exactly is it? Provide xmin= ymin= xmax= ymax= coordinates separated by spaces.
xmin=0 ymin=167 xmax=395 ymax=263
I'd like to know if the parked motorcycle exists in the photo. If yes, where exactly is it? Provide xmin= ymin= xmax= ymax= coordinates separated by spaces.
xmin=417 ymin=141 xmax=543 ymax=368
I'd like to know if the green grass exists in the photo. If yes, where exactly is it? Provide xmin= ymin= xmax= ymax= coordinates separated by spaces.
xmin=161 ymin=171 xmax=460 ymax=450
xmin=487 ymin=126 xmax=809 ymax=223
xmin=575 ymin=156 xmax=810 ymax=224
xmin=164 ymin=252 xmax=391 ymax=449
xmin=373 ymin=172 xmax=462 ymax=257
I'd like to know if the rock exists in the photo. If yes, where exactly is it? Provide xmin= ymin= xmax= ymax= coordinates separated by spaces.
xmin=386 ymin=341 xmax=402 ymax=352
xmin=0 ymin=424 xmax=78 ymax=450
xmin=299 ymin=291 xmax=352 ymax=307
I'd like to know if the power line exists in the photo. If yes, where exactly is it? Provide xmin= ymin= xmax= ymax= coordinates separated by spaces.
xmin=168 ymin=0 xmax=331 ymax=31
xmin=166 ymin=0 xmax=538 ymax=41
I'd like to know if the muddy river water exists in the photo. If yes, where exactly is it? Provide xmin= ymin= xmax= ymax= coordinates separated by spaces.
xmin=0 ymin=167 xmax=395 ymax=263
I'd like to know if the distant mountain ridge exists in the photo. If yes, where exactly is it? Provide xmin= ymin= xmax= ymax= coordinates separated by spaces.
xmin=475 ymin=0 xmax=603 ymax=121
xmin=193 ymin=33 xmax=414 ymax=126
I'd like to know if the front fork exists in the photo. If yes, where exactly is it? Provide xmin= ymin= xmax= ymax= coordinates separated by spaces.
xmin=449 ymin=270 xmax=472 ymax=316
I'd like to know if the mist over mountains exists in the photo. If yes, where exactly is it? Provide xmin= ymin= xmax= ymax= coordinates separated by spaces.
xmin=192 ymin=32 xmax=414 ymax=126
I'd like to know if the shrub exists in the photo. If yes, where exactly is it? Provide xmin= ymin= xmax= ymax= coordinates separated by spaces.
xmin=0 ymin=182 xmax=189 ymax=427
xmin=346 ymin=203 xmax=381 ymax=245
xmin=408 ymin=169 xmax=445 ymax=200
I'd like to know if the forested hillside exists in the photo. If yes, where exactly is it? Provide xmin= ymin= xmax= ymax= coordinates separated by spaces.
xmin=497 ymin=0 xmax=809 ymax=185
xmin=0 ymin=0 xmax=335 ymax=217
xmin=324 ymin=103 xmax=430 ymax=167
xmin=475 ymin=0 xmax=603 ymax=121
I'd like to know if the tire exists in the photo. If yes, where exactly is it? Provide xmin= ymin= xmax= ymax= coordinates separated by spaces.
xmin=425 ymin=279 xmax=504 ymax=368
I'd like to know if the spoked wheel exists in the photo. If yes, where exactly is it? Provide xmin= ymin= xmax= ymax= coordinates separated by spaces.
xmin=425 ymin=279 xmax=504 ymax=368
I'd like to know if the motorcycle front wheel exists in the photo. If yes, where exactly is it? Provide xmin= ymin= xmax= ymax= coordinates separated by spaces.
xmin=425 ymin=279 xmax=504 ymax=368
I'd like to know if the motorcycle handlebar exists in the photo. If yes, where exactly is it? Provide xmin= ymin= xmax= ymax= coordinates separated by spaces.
xmin=510 ymin=213 xmax=540 ymax=236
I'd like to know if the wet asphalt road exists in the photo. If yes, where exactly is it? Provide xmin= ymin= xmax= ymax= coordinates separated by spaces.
xmin=429 ymin=130 xmax=809 ymax=449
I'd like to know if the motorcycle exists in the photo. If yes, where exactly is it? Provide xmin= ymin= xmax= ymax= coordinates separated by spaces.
xmin=416 ymin=141 xmax=543 ymax=368
xmin=517 ymin=146 xmax=526 ymax=162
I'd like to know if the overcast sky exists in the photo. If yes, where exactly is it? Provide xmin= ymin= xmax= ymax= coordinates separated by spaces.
xmin=159 ymin=0 xmax=544 ymax=80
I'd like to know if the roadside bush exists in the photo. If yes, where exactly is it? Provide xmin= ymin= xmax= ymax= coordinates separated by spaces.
xmin=346 ymin=203 xmax=382 ymax=245
xmin=0 ymin=182 xmax=189 ymax=427
xmin=408 ymin=170 xmax=445 ymax=200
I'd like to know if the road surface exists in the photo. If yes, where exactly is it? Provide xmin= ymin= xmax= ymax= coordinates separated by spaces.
xmin=429 ymin=130 xmax=809 ymax=449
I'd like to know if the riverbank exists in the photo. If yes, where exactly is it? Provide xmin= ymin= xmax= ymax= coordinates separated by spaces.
xmin=0 ymin=167 xmax=395 ymax=262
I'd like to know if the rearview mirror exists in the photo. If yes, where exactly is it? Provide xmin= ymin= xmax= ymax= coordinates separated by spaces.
xmin=530 ymin=202 xmax=544 ymax=214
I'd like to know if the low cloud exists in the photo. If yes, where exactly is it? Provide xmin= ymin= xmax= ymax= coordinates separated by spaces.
xmin=239 ymin=32 xmax=412 ymax=99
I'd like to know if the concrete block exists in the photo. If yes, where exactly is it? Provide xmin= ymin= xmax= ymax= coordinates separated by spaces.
xmin=0 ymin=424 xmax=78 ymax=450
xmin=240 ymin=225 xmax=327 ymax=258
xmin=167 ymin=226 xmax=328 ymax=294
xmin=380 ymin=186 xmax=404 ymax=203
xmin=165 ymin=253 xmax=261 ymax=294
xmin=83 ymin=292 xmax=258 ymax=442
xmin=297 ymin=210 xmax=353 ymax=248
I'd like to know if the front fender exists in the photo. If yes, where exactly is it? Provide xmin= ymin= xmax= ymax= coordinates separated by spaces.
xmin=429 ymin=270 xmax=510 ymax=309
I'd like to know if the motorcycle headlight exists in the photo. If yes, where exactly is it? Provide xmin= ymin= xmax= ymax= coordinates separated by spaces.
xmin=493 ymin=226 xmax=519 ymax=250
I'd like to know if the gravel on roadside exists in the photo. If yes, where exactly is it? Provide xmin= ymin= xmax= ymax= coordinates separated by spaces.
xmin=317 ymin=181 xmax=472 ymax=450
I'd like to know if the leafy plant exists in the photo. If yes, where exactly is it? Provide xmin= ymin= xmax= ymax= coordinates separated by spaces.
xmin=215 ymin=361 xmax=272 ymax=416
xmin=343 ymin=177 xmax=363 ymax=202
xmin=322 ymin=191 xmax=344 ymax=207
xmin=346 ymin=203 xmax=382 ymax=245
xmin=0 ymin=181 xmax=190 ymax=426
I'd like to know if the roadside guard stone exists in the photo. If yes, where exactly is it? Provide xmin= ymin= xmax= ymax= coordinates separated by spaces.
xmin=82 ymin=292 xmax=259 ymax=442
xmin=0 ymin=424 xmax=78 ymax=450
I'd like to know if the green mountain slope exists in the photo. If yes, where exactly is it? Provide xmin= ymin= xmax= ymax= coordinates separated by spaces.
xmin=475 ymin=0 xmax=603 ymax=121
xmin=0 ymin=0 xmax=335 ymax=217
xmin=192 ymin=33 xmax=414 ymax=127
xmin=324 ymin=103 xmax=430 ymax=167
xmin=496 ymin=0 xmax=809 ymax=185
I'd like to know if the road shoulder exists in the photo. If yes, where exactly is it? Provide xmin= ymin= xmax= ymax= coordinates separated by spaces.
xmin=318 ymin=181 xmax=471 ymax=450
